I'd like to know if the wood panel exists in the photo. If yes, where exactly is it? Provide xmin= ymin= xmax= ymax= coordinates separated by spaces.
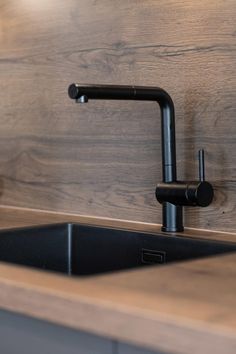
xmin=0 ymin=0 xmax=236 ymax=232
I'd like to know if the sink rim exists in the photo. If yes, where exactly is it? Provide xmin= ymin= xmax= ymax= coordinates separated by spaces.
xmin=0 ymin=222 xmax=235 ymax=246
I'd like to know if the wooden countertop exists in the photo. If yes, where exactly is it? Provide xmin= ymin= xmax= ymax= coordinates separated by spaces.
xmin=0 ymin=206 xmax=235 ymax=354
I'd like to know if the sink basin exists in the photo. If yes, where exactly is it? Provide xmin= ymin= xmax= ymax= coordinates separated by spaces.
xmin=0 ymin=223 xmax=235 ymax=276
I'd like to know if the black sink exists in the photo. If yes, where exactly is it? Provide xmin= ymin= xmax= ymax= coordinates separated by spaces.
xmin=0 ymin=223 xmax=235 ymax=276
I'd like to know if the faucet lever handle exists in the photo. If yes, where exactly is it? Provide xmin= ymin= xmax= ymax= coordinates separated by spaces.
xmin=198 ymin=149 xmax=205 ymax=182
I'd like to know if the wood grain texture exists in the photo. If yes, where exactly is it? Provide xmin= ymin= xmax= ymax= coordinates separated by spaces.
xmin=0 ymin=206 xmax=236 ymax=242
xmin=0 ymin=251 xmax=236 ymax=354
xmin=0 ymin=0 xmax=236 ymax=231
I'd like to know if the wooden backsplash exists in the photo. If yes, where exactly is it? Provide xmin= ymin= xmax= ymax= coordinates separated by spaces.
xmin=0 ymin=0 xmax=236 ymax=232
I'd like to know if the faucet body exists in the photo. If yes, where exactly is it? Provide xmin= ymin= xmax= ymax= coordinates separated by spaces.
xmin=68 ymin=84 xmax=213 ymax=232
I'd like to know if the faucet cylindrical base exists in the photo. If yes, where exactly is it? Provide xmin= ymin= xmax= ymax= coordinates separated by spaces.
xmin=162 ymin=202 xmax=184 ymax=232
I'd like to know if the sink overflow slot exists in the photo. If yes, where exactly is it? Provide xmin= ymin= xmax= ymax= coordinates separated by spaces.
xmin=141 ymin=249 xmax=166 ymax=264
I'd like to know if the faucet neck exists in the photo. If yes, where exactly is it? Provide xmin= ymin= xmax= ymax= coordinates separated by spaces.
xmin=68 ymin=84 xmax=177 ymax=183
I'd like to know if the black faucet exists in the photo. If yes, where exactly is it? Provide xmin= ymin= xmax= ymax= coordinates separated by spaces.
xmin=68 ymin=84 xmax=213 ymax=232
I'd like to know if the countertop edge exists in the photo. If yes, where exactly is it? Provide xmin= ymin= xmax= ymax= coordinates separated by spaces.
xmin=0 ymin=270 xmax=235 ymax=354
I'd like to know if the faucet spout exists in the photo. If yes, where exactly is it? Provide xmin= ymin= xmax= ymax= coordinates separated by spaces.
xmin=68 ymin=84 xmax=177 ymax=183
xmin=68 ymin=83 xmax=213 ymax=232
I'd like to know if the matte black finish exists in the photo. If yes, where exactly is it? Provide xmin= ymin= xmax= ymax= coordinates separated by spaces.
xmin=68 ymin=84 xmax=177 ymax=182
xmin=156 ymin=181 xmax=214 ymax=207
xmin=68 ymin=84 xmax=214 ymax=232
xmin=198 ymin=149 xmax=205 ymax=182
xmin=0 ymin=223 xmax=235 ymax=276
xmin=162 ymin=202 xmax=183 ymax=232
